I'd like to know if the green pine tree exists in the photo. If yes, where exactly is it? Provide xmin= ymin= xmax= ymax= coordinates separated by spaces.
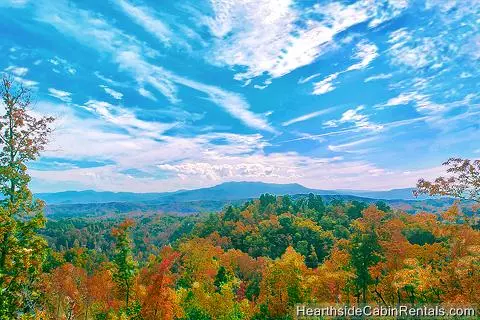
xmin=112 ymin=219 xmax=138 ymax=309
xmin=349 ymin=227 xmax=383 ymax=303
xmin=305 ymin=245 xmax=319 ymax=269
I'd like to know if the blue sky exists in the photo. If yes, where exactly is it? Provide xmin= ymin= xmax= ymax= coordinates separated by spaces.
xmin=0 ymin=0 xmax=479 ymax=192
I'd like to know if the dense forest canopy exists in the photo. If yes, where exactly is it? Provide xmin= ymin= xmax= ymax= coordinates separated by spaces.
xmin=37 ymin=194 xmax=480 ymax=320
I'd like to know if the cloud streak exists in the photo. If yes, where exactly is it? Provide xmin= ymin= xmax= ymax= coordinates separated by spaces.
xmin=282 ymin=107 xmax=335 ymax=126
xmin=82 ymin=100 xmax=177 ymax=138
xmin=48 ymin=88 xmax=72 ymax=103
xmin=100 ymin=85 xmax=123 ymax=100
xmin=328 ymin=137 xmax=378 ymax=153
xmin=116 ymin=0 xmax=173 ymax=46
xmin=173 ymin=76 xmax=275 ymax=132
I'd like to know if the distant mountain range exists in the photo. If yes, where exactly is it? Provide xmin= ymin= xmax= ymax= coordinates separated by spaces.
xmin=37 ymin=181 xmax=426 ymax=205
xmin=37 ymin=182 xmax=458 ymax=218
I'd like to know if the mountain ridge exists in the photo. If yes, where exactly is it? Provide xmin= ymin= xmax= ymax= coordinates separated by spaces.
xmin=36 ymin=181 xmax=427 ymax=205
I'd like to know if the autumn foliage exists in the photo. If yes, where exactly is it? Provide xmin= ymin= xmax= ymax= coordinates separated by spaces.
xmin=32 ymin=196 xmax=480 ymax=319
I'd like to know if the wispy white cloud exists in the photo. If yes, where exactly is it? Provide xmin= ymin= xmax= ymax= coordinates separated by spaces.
xmin=175 ymin=77 xmax=275 ymax=132
xmin=282 ymin=107 xmax=335 ymax=126
xmin=206 ymin=0 xmax=405 ymax=84
xmin=4 ymin=64 xmax=38 ymax=89
xmin=48 ymin=56 xmax=76 ymax=75
xmin=290 ymin=132 xmax=328 ymax=143
xmin=115 ymin=0 xmax=200 ymax=50
xmin=313 ymin=73 xmax=339 ymax=95
xmin=82 ymin=100 xmax=176 ymax=138
xmin=328 ymin=136 xmax=378 ymax=153
xmin=281 ymin=127 xmax=364 ymax=143
xmin=382 ymin=116 xmax=428 ymax=129
xmin=346 ymin=41 xmax=379 ymax=71
xmin=157 ymin=159 xmax=298 ymax=181
xmin=253 ymin=84 xmax=268 ymax=90
xmin=35 ymin=3 xmax=157 ymax=58
xmin=379 ymin=91 xmax=446 ymax=113
xmin=387 ymin=29 xmax=439 ymax=69
xmin=94 ymin=71 xmax=126 ymax=87
xmin=464 ymin=34 xmax=480 ymax=60
xmin=298 ymin=73 xmax=322 ymax=84
xmin=252 ymin=79 xmax=272 ymax=90
xmin=282 ymin=116 xmax=428 ymax=144
xmin=5 ymin=65 xmax=28 ymax=76
xmin=369 ymin=0 xmax=409 ymax=27
xmin=13 ymin=77 xmax=38 ymax=88
xmin=324 ymin=106 xmax=383 ymax=131
xmin=0 ymin=0 xmax=29 ymax=7
xmin=138 ymin=87 xmax=157 ymax=101
xmin=111 ymin=50 xmax=178 ymax=104
xmin=313 ymin=41 xmax=378 ymax=95
xmin=116 ymin=0 xmax=173 ymax=46
xmin=100 ymin=85 xmax=123 ymax=100
xmin=365 ymin=73 xmax=392 ymax=82
xmin=382 ymin=92 xmax=420 ymax=107
xmin=48 ymin=88 xmax=72 ymax=103
xmin=3 ymin=66 xmax=37 ymax=88
xmin=379 ymin=1 xmax=480 ymax=139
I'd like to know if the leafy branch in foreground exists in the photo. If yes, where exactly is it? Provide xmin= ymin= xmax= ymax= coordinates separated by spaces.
xmin=414 ymin=158 xmax=480 ymax=204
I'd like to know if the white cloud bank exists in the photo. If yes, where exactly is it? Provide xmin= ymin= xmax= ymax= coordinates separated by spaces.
xmin=27 ymin=100 xmax=443 ymax=193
